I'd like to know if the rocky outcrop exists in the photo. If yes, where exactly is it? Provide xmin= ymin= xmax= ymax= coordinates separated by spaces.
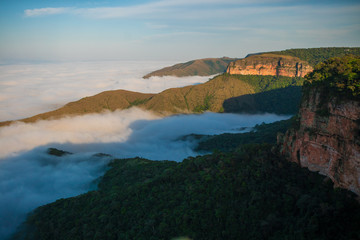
xmin=226 ymin=54 xmax=313 ymax=77
xmin=277 ymin=86 xmax=360 ymax=195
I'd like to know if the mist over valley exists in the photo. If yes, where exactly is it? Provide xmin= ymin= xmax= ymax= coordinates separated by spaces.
xmin=1 ymin=0 xmax=360 ymax=238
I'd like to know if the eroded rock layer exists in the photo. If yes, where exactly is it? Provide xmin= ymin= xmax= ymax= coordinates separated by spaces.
xmin=226 ymin=54 xmax=313 ymax=77
xmin=278 ymin=86 xmax=360 ymax=195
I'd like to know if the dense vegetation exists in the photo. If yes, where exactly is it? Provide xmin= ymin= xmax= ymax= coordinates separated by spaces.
xmin=195 ymin=118 xmax=293 ymax=152
xmin=13 ymin=144 xmax=360 ymax=240
xmin=224 ymin=74 xmax=304 ymax=92
xmin=260 ymin=47 xmax=360 ymax=66
xmin=304 ymin=55 xmax=360 ymax=98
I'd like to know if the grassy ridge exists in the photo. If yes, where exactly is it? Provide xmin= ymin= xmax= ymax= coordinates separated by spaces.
xmin=143 ymin=57 xmax=236 ymax=78
xmin=1 ymin=74 xmax=304 ymax=126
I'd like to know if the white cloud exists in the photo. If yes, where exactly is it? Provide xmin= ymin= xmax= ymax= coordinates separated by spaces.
xmin=22 ymin=0 xmax=292 ymax=19
xmin=24 ymin=7 xmax=71 ymax=17
xmin=0 ymin=61 xmax=212 ymax=121
xmin=0 ymin=108 xmax=290 ymax=160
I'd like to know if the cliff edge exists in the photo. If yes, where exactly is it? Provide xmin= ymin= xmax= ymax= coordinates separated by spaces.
xmin=277 ymin=55 xmax=360 ymax=195
xmin=226 ymin=54 xmax=313 ymax=77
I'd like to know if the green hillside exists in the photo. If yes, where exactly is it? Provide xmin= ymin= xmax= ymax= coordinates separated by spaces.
xmin=303 ymin=54 xmax=360 ymax=98
xmin=12 ymin=145 xmax=360 ymax=240
xmin=0 ymin=74 xmax=304 ymax=127
xmin=143 ymin=57 xmax=236 ymax=78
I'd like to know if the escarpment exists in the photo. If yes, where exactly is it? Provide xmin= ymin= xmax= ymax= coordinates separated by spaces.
xmin=277 ymin=55 xmax=360 ymax=195
xmin=226 ymin=54 xmax=313 ymax=77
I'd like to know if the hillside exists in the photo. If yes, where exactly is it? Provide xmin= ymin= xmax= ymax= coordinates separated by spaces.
xmin=248 ymin=47 xmax=360 ymax=66
xmin=277 ymin=55 xmax=360 ymax=195
xmin=143 ymin=57 xmax=236 ymax=78
xmin=12 ymin=146 xmax=360 ymax=240
xmin=0 ymin=74 xmax=304 ymax=127
xmin=0 ymin=90 xmax=155 ymax=127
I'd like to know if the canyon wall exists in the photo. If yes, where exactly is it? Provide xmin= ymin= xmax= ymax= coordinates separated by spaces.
xmin=277 ymin=86 xmax=360 ymax=195
xmin=226 ymin=54 xmax=313 ymax=77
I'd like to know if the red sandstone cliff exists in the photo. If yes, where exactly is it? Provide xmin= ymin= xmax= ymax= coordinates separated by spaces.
xmin=226 ymin=54 xmax=313 ymax=77
xmin=278 ymin=85 xmax=360 ymax=195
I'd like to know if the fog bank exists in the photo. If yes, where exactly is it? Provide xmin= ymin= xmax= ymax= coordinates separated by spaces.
xmin=0 ymin=109 xmax=290 ymax=239
xmin=0 ymin=61 xmax=212 ymax=121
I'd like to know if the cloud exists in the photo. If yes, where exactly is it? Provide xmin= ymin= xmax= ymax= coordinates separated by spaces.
xmin=0 ymin=61 xmax=212 ymax=121
xmin=0 ymin=108 xmax=290 ymax=239
xmin=22 ymin=0 xmax=294 ymax=19
xmin=24 ymin=7 xmax=71 ymax=17
xmin=0 ymin=108 xmax=289 ymax=160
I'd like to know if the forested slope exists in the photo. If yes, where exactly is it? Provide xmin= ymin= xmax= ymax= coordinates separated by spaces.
xmin=12 ymin=145 xmax=360 ymax=240
xmin=254 ymin=47 xmax=360 ymax=66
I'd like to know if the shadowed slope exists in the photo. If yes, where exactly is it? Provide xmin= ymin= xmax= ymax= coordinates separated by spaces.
xmin=223 ymin=86 xmax=302 ymax=115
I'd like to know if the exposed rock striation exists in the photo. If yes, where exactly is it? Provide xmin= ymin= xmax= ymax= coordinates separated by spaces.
xmin=277 ymin=56 xmax=360 ymax=195
xmin=226 ymin=54 xmax=313 ymax=77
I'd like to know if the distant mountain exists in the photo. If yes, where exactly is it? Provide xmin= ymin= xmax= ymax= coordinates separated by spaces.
xmin=247 ymin=47 xmax=360 ymax=66
xmin=0 ymin=74 xmax=305 ymax=127
xmin=143 ymin=48 xmax=360 ymax=79
xmin=143 ymin=57 xmax=236 ymax=78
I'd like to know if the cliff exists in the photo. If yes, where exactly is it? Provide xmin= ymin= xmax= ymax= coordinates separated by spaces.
xmin=226 ymin=54 xmax=313 ymax=77
xmin=143 ymin=57 xmax=236 ymax=78
xmin=277 ymin=55 xmax=360 ymax=195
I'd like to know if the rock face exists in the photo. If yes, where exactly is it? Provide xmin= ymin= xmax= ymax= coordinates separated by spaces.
xmin=226 ymin=54 xmax=313 ymax=77
xmin=278 ymin=86 xmax=360 ymax=195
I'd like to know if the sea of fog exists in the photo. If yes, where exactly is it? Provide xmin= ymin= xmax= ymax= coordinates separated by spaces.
xmin=0 ymin=61 xmax=291 ymax=239
xmin=0 ymin=60 xmax=212 ymax=121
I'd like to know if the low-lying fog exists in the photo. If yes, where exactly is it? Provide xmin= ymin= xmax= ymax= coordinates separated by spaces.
xmin=0 ymin=61 xmax=291 ymax=239
xmin=0 ymin=61 xmax=212 ymax=121
xmin=0 ymin=108 xmax=290 ymax=239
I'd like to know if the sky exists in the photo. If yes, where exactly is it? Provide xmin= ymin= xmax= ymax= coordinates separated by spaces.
xmin=0 ymin=0 xmax=359 ymax=62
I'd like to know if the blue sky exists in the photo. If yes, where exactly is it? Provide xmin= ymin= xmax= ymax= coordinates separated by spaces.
xmin=0 ymin=0 xmax=359 ymax=62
